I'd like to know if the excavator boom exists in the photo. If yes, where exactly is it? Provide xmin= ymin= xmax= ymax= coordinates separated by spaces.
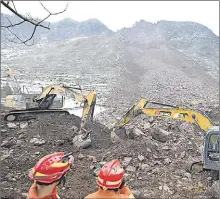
xmin=142 ymin=108 xmax=214 ymax=133
xmin=115 ymin=98 xmax=214 ymax=133
xmin=115 ymin=99 xmax=148 ymax=129
xmin=34 ymin=84 xmax=85 ymax=102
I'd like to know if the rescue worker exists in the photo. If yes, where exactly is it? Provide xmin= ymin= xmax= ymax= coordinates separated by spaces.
xmin=85 ymin=159 xmax=135 ymax=199
xmin=27 ymin=152 xmax=74 ymax=199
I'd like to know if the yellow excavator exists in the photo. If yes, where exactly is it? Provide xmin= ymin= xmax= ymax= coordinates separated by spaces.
xmin=3 ymin=68 xmax=98 ymax=148
xmin=3 ymin=68 xmax=97 ymax=133
xmin=112 ymin=99 xmax=219 ymax=171
xmin=4 ymin=83 xmax=96 ymax=131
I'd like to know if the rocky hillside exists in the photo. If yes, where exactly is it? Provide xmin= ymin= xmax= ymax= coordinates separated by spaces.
xmin=1 ymin=14 xmax=219 ymax=120
xmin=104 ymin=20 xmax=219 ymax=115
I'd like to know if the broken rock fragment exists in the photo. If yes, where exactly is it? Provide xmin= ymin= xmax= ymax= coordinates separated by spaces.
xmin=1 ymin=149 xmax=13 ymax=160
xmin=55 ymin=140 xmax=65 ymax=146
xmin=20 ymin=122 xmax=28 ymax=129
xmin=121 ymin=157 xmax=132 ymax=167
xmin=78 ymin=154 xmax=85 ymax=160
xmin=7 ymin=123 xmax=17 ymax=129
xmin=138 ymin=155 xmax=145 ymax=162
xmin=133 ymin=128 xmax=145 ymax=136
xmin=212 ymin=180 xmax=220 ymax=195
xmin=72 ymin=134 xmax=91 ymax=149
xmin=126 ymin=165 xmax=136 ymax=172
xmin=30 ymin=138 xmax=46 ymax=146
xmin=1 ymin=129 xmax=7 ymax=133
xmin=141 ymin=164 xmax=150 ymax=171
xmin=159 ymin=184 xmax=173 ymax=194
xmin=1 ymin=137 xmax=17 ymax=148
xmin=151 ymin=127 xmax=170 ymax=143
xmin=87 ymin=155 xmax=97 ymax=163
xmin=143 ymin=122 xmax=151 ymax=129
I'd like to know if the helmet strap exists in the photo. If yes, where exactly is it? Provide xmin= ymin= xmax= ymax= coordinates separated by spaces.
xmin=57 ymin=175 xmax=66 ymax=187
xmin=119 ymin=178 xmax=125 ymax=189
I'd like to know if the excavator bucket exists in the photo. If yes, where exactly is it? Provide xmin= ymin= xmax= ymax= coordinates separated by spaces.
xmin=115 ymin=98 xmax=148 ymax=130
xmin=110 ymin=99 xmax=148 ymax=143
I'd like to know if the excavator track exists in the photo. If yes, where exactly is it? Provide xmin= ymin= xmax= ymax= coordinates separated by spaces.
xmin=4 ymin=109 xmax=70 ymax=122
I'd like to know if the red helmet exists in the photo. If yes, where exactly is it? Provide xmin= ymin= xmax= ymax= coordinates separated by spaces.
xmin=97 ymin=159 xmax=125 ymax=189
xmin=28 ymin=152 xmax=74 ymax=184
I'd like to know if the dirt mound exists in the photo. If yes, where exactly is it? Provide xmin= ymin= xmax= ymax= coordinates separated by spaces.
xmin=1 ymin=107 xmax=219 ymax=199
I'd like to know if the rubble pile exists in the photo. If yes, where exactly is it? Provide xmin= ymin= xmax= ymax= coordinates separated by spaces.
xmin=1 ymin=105 xmax=219 ymax=199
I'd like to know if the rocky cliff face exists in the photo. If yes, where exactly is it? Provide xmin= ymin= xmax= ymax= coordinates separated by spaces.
xmin=1 ymin=14 xmax=114 ymax=46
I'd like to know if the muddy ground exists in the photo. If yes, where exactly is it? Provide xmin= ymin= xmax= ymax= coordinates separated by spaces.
xmin=1 ymin=105 xmax=219 ymax=199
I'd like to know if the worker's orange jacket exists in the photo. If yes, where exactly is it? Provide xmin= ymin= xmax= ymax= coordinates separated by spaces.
xmin=26 ymin=182 xmax=59 ymax=199
xmin=85 ymin=185 xmax=135 ymax=199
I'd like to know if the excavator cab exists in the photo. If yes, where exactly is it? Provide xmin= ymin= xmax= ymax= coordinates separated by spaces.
xmin=36 ymin=94 xmax=57 ymax=109
xmin=26 ymin=87 xmax=64 ymax=110
xmin=203 ymin=126 xmax=219 ymax=171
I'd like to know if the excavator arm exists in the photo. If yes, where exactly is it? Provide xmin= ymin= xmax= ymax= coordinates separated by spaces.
xmin=34 ymin=84 xmax=85 ymax=102
xmin=142 ymin=108 xmax=214 ymax=133
xmin=114 ymin=98 xmax=214 ymax=134
xmin=80 ymin=91 xmax=96 ymax=130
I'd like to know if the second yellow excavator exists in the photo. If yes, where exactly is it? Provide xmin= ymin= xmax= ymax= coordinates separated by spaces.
xmin=112 ymin=99 xmax=219 ymax=172
xmin=4 ymin=83 xmax=97 ymax=132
